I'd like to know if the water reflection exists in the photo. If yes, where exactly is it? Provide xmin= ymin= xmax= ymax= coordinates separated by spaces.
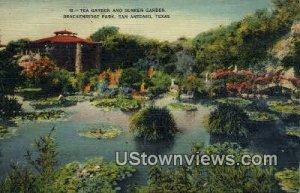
xmin=134 ymin=138 xmax=175 ymax=155
xmin=210 ymin=121 xmax=300 ymax=168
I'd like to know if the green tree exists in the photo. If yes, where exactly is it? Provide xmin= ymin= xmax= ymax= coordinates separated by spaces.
xmin=25 ymin=128 xmax=57 ymax=186
xmin=0 ymin=40 xmax=25 ymax=120
xmin=89 ymin=26 xmax=119 ymax=42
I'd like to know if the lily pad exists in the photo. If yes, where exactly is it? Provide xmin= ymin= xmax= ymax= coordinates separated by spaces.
xmin=79 ymin=127 xmax=121 ymax=139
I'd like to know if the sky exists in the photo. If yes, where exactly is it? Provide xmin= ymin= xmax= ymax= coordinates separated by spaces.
xmin=0 ymin=0 xmax=273 ymax=44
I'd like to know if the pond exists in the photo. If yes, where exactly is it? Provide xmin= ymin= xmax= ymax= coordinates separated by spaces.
xmin=0 ymin=97 xmax=299 ymax=186
xmin=0 ymin=99 xmax=210 ymax=183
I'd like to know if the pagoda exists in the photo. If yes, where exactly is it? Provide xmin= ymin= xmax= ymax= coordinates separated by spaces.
xmin=31 ymin=30 xmax=101 ymax=73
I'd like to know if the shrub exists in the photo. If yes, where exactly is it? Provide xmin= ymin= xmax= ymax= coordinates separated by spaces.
xmin=130 ymin=106 xmax=177 ymax=142
xmin=119 ymin=68 xmax=143 ymax=90
xmin=0 ymin=95 xmax=22 ymax=120
xmin=40 ymin=69 xmax=75 ymax=94
xmin=208 ymin=104 xmax=250 ymax=137
xmin=20 ymin=57 xmax=57 ymax=85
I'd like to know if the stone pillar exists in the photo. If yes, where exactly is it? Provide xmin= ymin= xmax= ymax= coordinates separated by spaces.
xmin=95 ymin=43 xmax=101 ymax=69
xmin=75 ymin=43 xmax=82 ymax=73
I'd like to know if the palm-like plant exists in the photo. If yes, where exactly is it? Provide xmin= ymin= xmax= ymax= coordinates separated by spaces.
xmin=208 ymin=104 xmax=249 ymax=137
xmin=130 ymin=106 xmax=177 ymax=142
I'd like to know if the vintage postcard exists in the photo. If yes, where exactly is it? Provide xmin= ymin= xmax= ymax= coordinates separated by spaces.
xmin=0 ymin=0 xmax=299 ymax=192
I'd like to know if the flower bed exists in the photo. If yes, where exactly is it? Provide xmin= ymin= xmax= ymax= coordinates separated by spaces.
xmin=79 ymin=127 xmax=121 ymax=139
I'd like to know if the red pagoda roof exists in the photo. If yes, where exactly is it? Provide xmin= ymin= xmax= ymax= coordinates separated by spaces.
xmin=34 ymin=30 xmax=96 ymax=44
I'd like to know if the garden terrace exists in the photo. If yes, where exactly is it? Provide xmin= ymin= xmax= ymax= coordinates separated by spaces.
xmin=211 ymin=69 xmax=300 ymax=96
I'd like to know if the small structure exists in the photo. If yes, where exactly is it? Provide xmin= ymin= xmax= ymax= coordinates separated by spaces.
xmin=30 ymin=30 xmax=101 ymax=73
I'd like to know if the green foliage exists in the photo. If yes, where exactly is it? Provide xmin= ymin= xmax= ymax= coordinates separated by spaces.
xmin=209 ymin=79 xmax=227 ymax=97
xmin=0 ymin=96 xmax=22 ymax=120
xmin=4 ymin=39 xmax=31 ymax=55
xmin=100 ymin=33 xmax=159 ymax=70
xmin=183 ymin=74 xmax=203 ymax=93
xmin=282 ymin=35 xmax=300 ymax=76
xmin=25 ymin=128 xmax=57 ymax=185
xmin=133 ymin=143 xmax=277 ymax=193
xmin=87 ymin=0 xmax=300 ymax=73
xmin=148 ymin=71 xmax=171 ymax=97
xmin=72 ymin=70 xmax=100 ymax=92
xmin=275 ymin=169 xmax=300 ymax=193
xmin=40 ymin=69 xmax=99 ymax=94
xmin=203 ymin=143 xmax=277 ymax=193
xmin=40 ymin=69 xmax=75 ymax=94
xmin=0 ymin=163 xmax=36 ymax=193
xmin=0 ymin=129 xmax=58 ymax=193
xmin=89 ymin=26 xmax=119 ymax=42
xmin=0 ymin=40 xmax=25 ymax=94
xmin=193 ymin=0 xmax=300 ymax=71
xmin=0 ymin=129 xmax=136 ymax=193
xmin=53 ymin=158 xmax=135 ymax=193
xmin=129 ymin=106 xmax=177 ymax=142
xmin=208 ymin=104 xmax=250 ymax=137
xmin=119 ymin=68 xmax=143 ymax=89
